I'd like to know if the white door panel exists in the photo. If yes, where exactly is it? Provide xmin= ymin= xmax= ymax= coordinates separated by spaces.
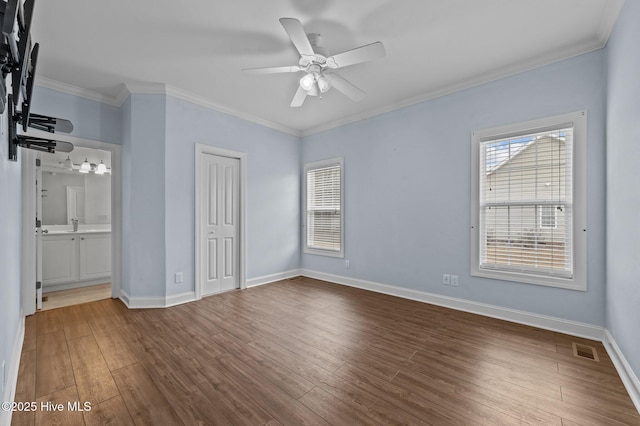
xmin=200 ymin=154 xmax=239 ymax=296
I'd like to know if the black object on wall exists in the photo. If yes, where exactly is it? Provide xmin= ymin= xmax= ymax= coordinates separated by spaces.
xmin=2 ymin=0 xmax=75 ymax=161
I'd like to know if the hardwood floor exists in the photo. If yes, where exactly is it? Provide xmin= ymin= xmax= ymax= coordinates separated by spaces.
xmin=11 ymin=277 xmax=640 ymax=425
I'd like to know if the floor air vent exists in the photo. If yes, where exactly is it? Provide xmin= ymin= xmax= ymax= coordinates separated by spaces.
xmin=572 ymin=342 xmax=599 ymax=361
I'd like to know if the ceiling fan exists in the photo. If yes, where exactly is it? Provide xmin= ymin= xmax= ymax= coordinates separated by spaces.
xmin=243 ymin=18 xmax=386 ymax=107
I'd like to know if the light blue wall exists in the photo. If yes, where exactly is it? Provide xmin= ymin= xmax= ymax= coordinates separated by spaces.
xmin=302 ymin=50 xmax=607 ymax=326
xmin=121 ymin=97 xmax=132 ymax=296
xmin=165 ymin=97 xmax=300 ymax=296
xmin=606 ymin=0 xmax=640 ymax=377
xmin=32 ymin=86 xmax=122 ymax=144
xmin=0 ymin=101 xmax=23 ymax=397
xmin=120 ymin=94 xmax=167 ymax=298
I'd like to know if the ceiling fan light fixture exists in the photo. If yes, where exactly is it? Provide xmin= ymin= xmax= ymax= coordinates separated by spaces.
xmin=317 ymin=75 xmax=331 ymax=93
xmin=246 ymin=18 xmax=385 ymax=107
xmin=299 ymin=73 xmax=315 ymax=91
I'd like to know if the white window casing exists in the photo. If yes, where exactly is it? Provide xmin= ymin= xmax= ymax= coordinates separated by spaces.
xmin=471 ymin=111 xmax=587 ymax=290
xmin=304 ymin=158 xmax=344 ymax=258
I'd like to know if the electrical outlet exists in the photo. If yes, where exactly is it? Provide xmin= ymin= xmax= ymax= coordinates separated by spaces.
xmin=451 ymin=275 xmax=459 ymax=286
xmin=442 ymin=274 xmax=451 ymax=285
xmin=345 ymin=260 xmax=351 ymax=269
xmin=175 ymin=272 xmax=183 ymax=283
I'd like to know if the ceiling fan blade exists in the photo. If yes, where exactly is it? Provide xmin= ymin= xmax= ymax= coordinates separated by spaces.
xmin=326 ymin=42 xmax=386 ymax=69
xmin=279 ymin=18 xmax=315 ymax=58
xmin=290 ymin=86 xmax=308 ymax=107
xmin=325 ymin=73 xmax=365 ymax=102
xmin=242 ymin=65 xmax=303 ymax=75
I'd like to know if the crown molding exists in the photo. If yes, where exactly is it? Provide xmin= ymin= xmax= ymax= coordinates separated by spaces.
xmin=35 ymin=30 xmax=612 ymax=140
xmin=301 ymin=39 xmax=608 ymax=137
xmin=35 ymin=78 xmax=301 ymax=136
xmin=122 ymin=83 xmax=302 ymax=137
xmin=596 ymin=0 xmax=625 ymax=46
xmin=161 ymin=85 xmax=302 ymax=137
xmin=35 ymin=76 xmax=122 ymax=106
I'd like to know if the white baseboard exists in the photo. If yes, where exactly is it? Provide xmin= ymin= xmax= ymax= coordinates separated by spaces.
xmin=119 ymin=290 xmax=196 ymax=309
xmin=301 ymin=269 xmax=605 ymax=341
xmin=117 ymin=269 xmax=303 ymax=308
xmin=603 ymin=329 xmax=640 ymax=414
xmin=246 ymin=269 xmax=302 ymax=288
xmin=1 ymin=310 xmax=25 ymax=426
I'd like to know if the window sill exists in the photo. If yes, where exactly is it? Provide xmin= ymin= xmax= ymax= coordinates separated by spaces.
xmin=304 ymin=247 xmax=344 ymax=258
xmin=471 ymin=268 xmax=586 ymax=291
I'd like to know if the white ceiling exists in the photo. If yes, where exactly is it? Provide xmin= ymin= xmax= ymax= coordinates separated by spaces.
xmin=31 ymin=0 xmax=623 ymax=136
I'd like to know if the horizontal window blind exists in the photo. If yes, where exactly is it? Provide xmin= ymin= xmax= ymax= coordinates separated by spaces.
xmin=479 ymin=126 xmax=573 ymax=278
xmin=306 ymin=163 xmax=341 ymax=251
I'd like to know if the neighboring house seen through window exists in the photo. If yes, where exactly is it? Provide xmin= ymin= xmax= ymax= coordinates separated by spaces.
xmin=304 ymin=158 xmax=344 ymax=257
xmin=471 ymin=112 xmax=587 ymax=290
xmin=539 ymin=205 xmax=558 ymax=229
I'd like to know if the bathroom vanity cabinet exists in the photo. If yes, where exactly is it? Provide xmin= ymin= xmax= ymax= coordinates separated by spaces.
xmin=42 ymin=230 xmax=111 ymax=290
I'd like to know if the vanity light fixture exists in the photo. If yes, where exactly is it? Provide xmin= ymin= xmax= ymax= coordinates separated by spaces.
xmin=63 ymin=155 xmax=72 ymax=170
xmin=95 ymin=160 xmax=107 ymax=175
xmin=79 ymin=158 xmax=91 ymax=173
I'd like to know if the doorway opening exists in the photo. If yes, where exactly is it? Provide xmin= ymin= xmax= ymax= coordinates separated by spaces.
xmin=39 ymin=147 xmax=113 ymax=310
xmin=21 ymin=133 xmax=121 ymax=316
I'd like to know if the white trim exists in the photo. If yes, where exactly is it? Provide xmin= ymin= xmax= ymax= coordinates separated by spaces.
xmin=165 ymin=86 xmax=300 ymax=137
xmin=1 ymin=311 xmax=25 ymax=426
xmin=303 ymin=157 xmax=345 ymax=258
xmin=194 ymin=144 xmax=247 ymax=300
xmin=301 ymin=269 xmax=604 ymax=341
xmin=35 ymin=77 xmax=122 ymax=106
xmin=36 ymin=28 xmax=616 ymax=141
xmin=124 ymin=83 xmax=301 ymax=137
xmin=118 ymin=290 xmax=196 ymax=309
xmin=36 ymin=80 xmax=302 ymax=136
xmin=20 ymin=130 xmax=123 ymax=302
xmin=165 ymin=291 xmax=197 ymax=307
xmin=596 ymin=0 xmax=625 ymax=47
xmin=21 ymin=150 xmax=37 ymax=316
xmin=470 ymin=111 xmax=587 ymax=291
xmin=119 ymin=289 xmax=130 ymax=307
xmin=246 ymin=269 xmax=302 ymax=288
xmin=301 ymin=41 xmax=608 ymax=137
xmin=603 ymin=330 xmax=640 ymax=414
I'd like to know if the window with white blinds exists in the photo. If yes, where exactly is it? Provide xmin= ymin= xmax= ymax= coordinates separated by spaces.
xmin=304 ymin=158 xmax=344 ymax=257
xmin=471 ymin=112 xmax=587 ymax=290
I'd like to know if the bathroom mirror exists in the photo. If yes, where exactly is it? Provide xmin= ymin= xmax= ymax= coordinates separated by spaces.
xmin=40 ymin=147 xmax=112 ymax=226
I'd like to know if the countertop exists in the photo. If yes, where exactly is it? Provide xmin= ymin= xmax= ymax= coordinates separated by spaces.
xmin=43 ymin=229 xmax=111 ymax=235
